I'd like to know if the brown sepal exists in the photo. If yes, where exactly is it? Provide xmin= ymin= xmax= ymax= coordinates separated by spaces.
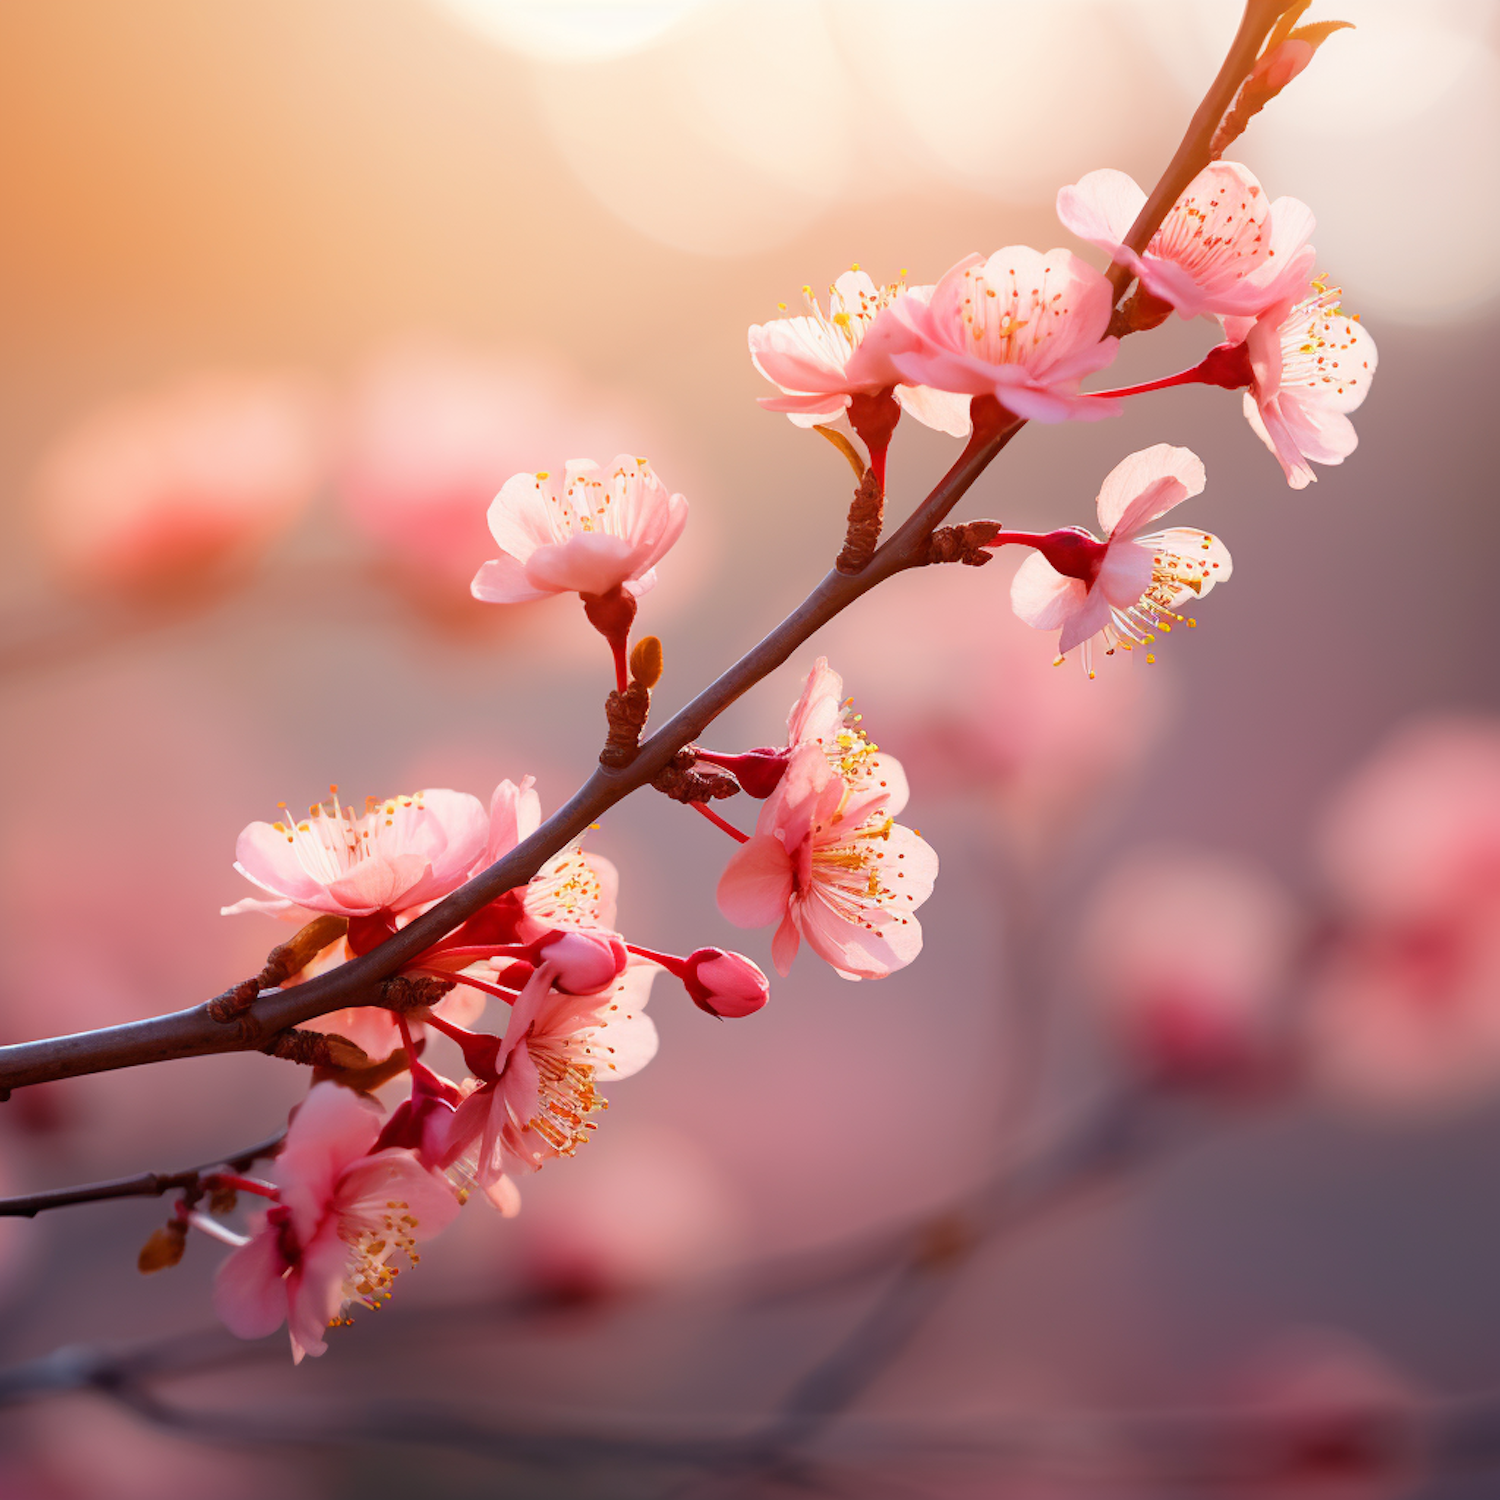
xmin=138 ymin=1219 xmax=188 ymax=1274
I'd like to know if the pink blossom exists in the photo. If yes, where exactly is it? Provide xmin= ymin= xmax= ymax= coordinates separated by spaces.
xmin=885 ymin=247 xmax=1121 ymax=423
xmin=1005 ymin=444 xmax=1231 ymax=676
xmin=1305 ymin=717 xmax=1500 ymax=1114
xmin=749 ymin=268 xmax=971 ymax=439
xmin=30 ymin=373 xmax=325 ymax=599
xmin=225 ymin=787 xmax=488 ymax=922
xmin=444 ymin=959 xmax=659 ymax=1212
xmin=816 ymin=563 xmax=1166 ymax=864
xmin=1224 ymin=1329 xmax=1424 ymax=1500
xmin=1057 ymin=162 xmax=1315 ymax=321
xmin=1224 ymin=279 xmax=1377 ymax=489
xmin=471 ymin=456 xmax=687 ymax=605
xmin=1081 ymin=846 xmax=1299 ymax=1086
xmin=213 ymin=1083 xmax=460 ymax=1362
xmin=716 ymin=743 xmax=936 ymax=980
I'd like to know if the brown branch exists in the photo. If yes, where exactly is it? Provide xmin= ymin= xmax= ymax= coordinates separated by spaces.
xmin=0 ymin=1130 xmax=285 ymax=1219
xmin=0 ymin=1 xmax=1278 ymax=1099
xmin=1105 ymin=0 xmax=1301 ymax=298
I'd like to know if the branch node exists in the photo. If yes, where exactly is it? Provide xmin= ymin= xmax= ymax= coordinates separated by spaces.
xmin=261 ymin=1028 xmax=370 ymax=1071
xmin=835 ymin=470 xmax=885 ymax=575
xmin=652 ymin=748 xmax=742 ymax=804
xmin=920 ymin=521 xmax=1003 ymax=567
xmin=206 ymin=977 xmax=260 ymax=1025
xmin=600 ymin=680 xmax=652 ymax=769
xmin=380 ymin=973 xmax=456 ymax=1014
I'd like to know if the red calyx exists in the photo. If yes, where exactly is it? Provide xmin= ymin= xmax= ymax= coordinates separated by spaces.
xmin=1196 ymin=339 xmax=1255 ymax=390
xmin=346 ymin=911 xmax=400 ymax=956
xmin=692 ymin=746 xmax=789 ymax=799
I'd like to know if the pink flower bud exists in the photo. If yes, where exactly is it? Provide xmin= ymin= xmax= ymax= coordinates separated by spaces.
xmin=682 ymin=948 xmax=770 ymax=1018
xmin=1252 ymin=36 xmax=1315 ymax=94
xmin=538 ymin=930 xmax=628 ymax=994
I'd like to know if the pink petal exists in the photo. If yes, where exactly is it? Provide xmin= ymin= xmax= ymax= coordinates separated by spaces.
xmin=1097 ymin=443 xmax=1206 ymax=539
xmin=1010 ymin=552 xmax=1086 ymax=632
xmin=717 ymin=835 xmax=795 ymax=929
xmin=799 ymin=890 xmax=923 ymax=980
xmin=213 ymin=1227 xmax=290 ymax=1341
xmin=1056 ymin=168 xmax=1145 ymax=257
xmin=486 ymin=775 xmax=541 ymax=865
xmin=524 ymin=533 xmax=649 ymax=597
xmin=484 ymin=470 xmax=567 ymax=564
xmin=1058 ymin=587 xmax=1116 ymax=656
xmin=770 ymin=911 xmax=801 ymax=976
xmin=272 ymin=1083 xmax=383 ymax=1246
xmin=471 ymin=554 xmax=550 ymax=604
xmin=892 ymin=382 xmax=972 ymax=438
xmin=337 ymin=1149 xmax=462 ymax=1241
xmin=1096 ymin=540 xmax=1156 ymax=610
xmin=233 ymin=822 xmax=340 ymax=909
xmin=285 ymin=1218 xmax=350 ymax=1363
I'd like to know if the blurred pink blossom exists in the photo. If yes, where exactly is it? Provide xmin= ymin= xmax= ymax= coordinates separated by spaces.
xmin=1006 ymin=444 xmax=1231 ymax=677
xmin=1057 ymin=162 xmax=1315 ymax=321
xmin=338 ymin=346 xmax=651 ymax=596
xmin=510 ymin=1124 xmax=741 ymax=1303
xmin=1223 ymin=280 xmax=1377 ymax=490
xmin=717 ymin=742 xmax=936 ymax=980
xmin=887 ymin=247 xmax=1121 ymax=423
xmin=30 ymin=373 xmax=325 ymax=599
xmin=1081 ymin=845 xmax=1299 ymax=1086
xmin=213 ymin=1082 xmax=460 ymax=1363
xmin=1224 ymin=1329 xmax=1425 ymax=1500
xmin=1306 ymin=717 xmax=1500 ymax=1113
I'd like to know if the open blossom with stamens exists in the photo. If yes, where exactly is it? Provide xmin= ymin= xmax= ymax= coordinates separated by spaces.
xmin=1223 ymin=278 xmax=1377 ymax=490
xmin=470 ymin=456 xmax=687 ymax=605
xmin=885 ymin=247 xmax=1121 ymax=423
xmin=749 ymin=268 xmax=972 ymax=445
xmin=213 ymin=1083 xmax=460 ymax=1363
xmin=224 ymin=787 xmax=488 ymax=923
xmin=716 ymin=743 xmax=937 ymax=980
xmin=695 ymin=656 xmax=908 ymax=804
xmin=1057 ymin=162 xmax=1315 ymax=321
xmin=1004 ymin=444 xmax=1232 ymax=677
xmin=443 ymin=960 xmax=659 ymax=1213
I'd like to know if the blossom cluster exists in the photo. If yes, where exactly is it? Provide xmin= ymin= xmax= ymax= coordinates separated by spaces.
xmin=136 ymin=72 xmax=1386 ymax=1364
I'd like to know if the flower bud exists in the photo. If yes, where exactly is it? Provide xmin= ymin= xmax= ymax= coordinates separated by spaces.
xmin=539 ymin=930 xmax=629 ymax=994
xmin=682 ymin=948 xmax=770 ymax=1018
xmin=138 ymin=1219 xmax=188 ymax=1274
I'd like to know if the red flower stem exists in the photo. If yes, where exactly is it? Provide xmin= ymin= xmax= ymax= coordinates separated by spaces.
xmin=397 ymin=1014 xmax=445 ymax=1093
xmin=623 ymin=943 xmax=689 ymax=976
xmin=1086 ymin=367 xmax=1213 ymax=400
xmin=420 ymin=1012 xmax=484 ymax=1047
xmin=204 ymin=1172 xmax=279 ymax=1200
xmin=406 ymin=968 xmax=522 ymax=1005
xmin=690 ymin=801 xmax=750 ymax=843
xmin=609 ymin=634 xmax=629 ymax=695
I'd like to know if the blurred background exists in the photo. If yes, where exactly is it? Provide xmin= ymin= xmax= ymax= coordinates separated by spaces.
xmin=1 ymin=0 xmax=1499 ymax=1495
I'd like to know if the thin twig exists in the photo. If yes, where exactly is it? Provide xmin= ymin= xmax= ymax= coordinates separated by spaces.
xmin=0 ymin=1130 xmax=285 ymax=1218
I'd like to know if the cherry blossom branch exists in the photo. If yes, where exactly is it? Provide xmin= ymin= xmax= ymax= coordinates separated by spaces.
xmin=0 ymin=0 xmax=1286 ymax=1100
xmin=0 ymin=1130 xmax=284 ymax=1218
